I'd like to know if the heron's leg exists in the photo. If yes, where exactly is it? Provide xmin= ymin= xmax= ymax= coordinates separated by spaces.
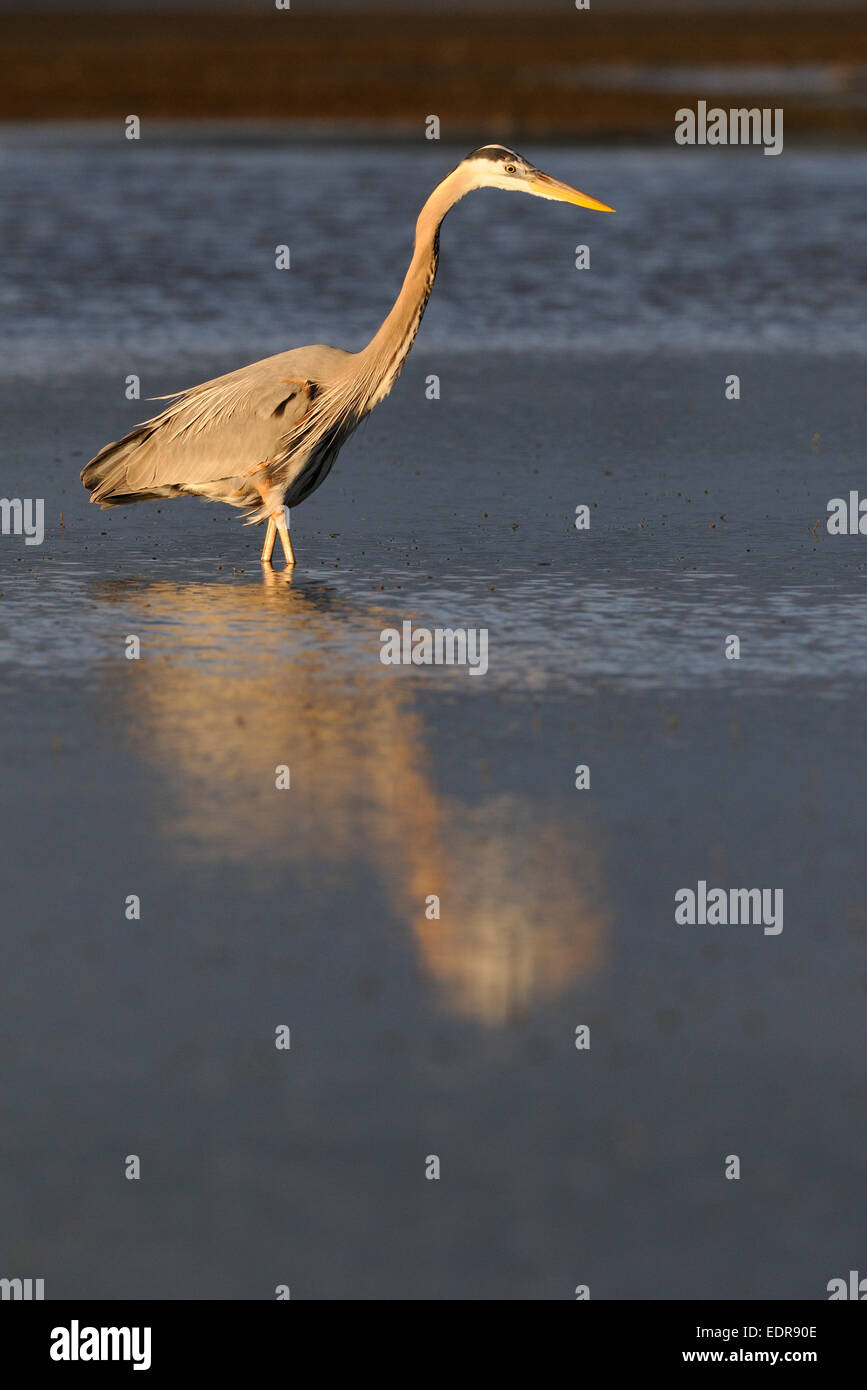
xmin=260 ymin=516 xmax=277 ymax=565
xmin=276 ymin=506 xmax=295 ymax=567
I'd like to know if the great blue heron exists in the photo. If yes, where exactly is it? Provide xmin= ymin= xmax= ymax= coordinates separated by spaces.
xmin=81 ymin=145 xmax=613 ymax=567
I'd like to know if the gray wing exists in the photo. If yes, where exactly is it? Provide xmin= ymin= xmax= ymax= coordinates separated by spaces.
xmin=82 ymin=345 xmax=350 ymax=502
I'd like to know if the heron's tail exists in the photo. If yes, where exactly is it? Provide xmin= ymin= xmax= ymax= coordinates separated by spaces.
xmin=81 ymin=427 xmax=168 ymax=508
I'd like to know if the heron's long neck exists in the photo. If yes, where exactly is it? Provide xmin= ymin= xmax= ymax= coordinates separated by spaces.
xmin=355 ymin=170 xmax=467 ymax=410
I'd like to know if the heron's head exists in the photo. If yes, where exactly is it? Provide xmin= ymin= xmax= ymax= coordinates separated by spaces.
xmin=460 ymin=144 xmax=614 ymax=212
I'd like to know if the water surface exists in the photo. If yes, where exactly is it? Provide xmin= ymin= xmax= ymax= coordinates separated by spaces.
xmin=0 ymin=137 xmax=865 ymax=1299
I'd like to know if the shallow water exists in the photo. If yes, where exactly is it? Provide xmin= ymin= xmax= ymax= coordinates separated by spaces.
xmin=1 ymin=131 xmax=866 ymax=377
xmin=0 ymin=135 xmax=865 ymax=1299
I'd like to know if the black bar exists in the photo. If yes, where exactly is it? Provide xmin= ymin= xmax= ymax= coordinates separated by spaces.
xmin=3 ymin=1300 xmax=863 ymax=1375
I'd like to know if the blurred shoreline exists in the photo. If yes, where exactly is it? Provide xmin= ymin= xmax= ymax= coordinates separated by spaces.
xmin=2 ymin=9 xmax=867 ymax=138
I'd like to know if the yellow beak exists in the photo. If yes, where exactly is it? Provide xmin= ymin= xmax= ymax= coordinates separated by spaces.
xmin=529 ymin=171 xmax=615 ymax=212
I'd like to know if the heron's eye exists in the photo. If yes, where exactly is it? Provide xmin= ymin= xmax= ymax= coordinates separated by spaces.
xmin=504 ymin=163 xmax=517 ymax=174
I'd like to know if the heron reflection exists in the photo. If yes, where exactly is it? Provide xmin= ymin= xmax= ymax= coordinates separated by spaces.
xmin=90 ymin=572 xmax=608 ymax=1024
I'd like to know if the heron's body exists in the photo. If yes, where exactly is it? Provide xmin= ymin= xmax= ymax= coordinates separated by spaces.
xmin=84 ymin=344 xmax=356 ymax=515
xmin=82 ymin=146 xmax=612 ymax=566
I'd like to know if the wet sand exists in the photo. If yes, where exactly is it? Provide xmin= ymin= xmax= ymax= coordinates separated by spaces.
xmin=1 ymin=349 xmax=865 ymax=1297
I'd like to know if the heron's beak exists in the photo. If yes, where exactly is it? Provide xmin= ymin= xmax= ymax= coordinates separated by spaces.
xmin=528 ymin=171 xmax=614 ymax=212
